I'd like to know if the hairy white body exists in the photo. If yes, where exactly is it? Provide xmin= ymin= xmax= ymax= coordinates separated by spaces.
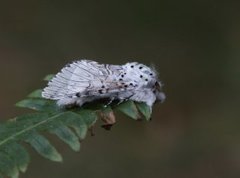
xmin=42 ymin=60 xmax=165 ymax=108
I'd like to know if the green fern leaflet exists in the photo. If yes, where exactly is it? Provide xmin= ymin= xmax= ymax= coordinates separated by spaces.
xmin=0 ymin=75 xmax=152 ymax=178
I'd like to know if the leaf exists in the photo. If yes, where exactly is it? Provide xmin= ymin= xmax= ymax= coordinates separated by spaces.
xmin=75 ymin=110 xmax=98 ymax=127
xmin=44 ymin=74 xmax=55 ymax=81
xmin=54 ymin=112 xmax=89 ymax=140
xmin=0 ymin=152 xmax=19 ymax=178
xmin=49 ymin=123 xmax=80 ymax=151
xmin=117 ymin=101 xmax=140 ymax=120
xmin=135 ymin=102 xmax=152 ymax=121
xmin=0 ymin=113 xmax=50 ymax=142
xmin=25 ymin=132 xmax=62 ymax=162
xmin=15 ymin=98 xmax=58 ymax=111
xmin=27 ymin=89 xmax=43 ymax=98
xmin=1 ymin=142 xmax=30 ymax=173
xmin=73 ymin=124 xmax=88 ymax=140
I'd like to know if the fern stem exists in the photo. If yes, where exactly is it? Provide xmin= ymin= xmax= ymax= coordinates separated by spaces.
xmin=0 ymin=112 xmax=64 ymax=147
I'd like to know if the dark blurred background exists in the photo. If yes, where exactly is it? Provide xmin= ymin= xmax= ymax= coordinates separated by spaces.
xmin=0 ymin=0 xmax=240 ymax=178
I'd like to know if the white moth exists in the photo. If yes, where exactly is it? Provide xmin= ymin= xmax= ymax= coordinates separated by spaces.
xmin=42 ymin=60 xmax=165 ymax=109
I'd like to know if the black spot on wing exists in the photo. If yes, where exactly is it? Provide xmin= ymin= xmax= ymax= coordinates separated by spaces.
xmin=76 ymin=92 xmax=81 ymax=97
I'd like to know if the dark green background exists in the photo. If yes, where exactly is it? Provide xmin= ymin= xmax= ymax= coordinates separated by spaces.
xmin=0 ymin=0 xmax=240 ymax=178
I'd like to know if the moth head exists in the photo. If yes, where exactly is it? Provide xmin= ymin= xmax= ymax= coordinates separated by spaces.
xmin=154 ymin=81 xmax=166 ymax=103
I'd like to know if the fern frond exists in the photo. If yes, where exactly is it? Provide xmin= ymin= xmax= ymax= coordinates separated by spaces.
xmin=0 ymin=74 xmax=153 ymax=178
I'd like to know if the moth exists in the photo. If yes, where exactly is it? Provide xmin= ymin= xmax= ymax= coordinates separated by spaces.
xmin=42 ymin=60 xmax=165 ymax=110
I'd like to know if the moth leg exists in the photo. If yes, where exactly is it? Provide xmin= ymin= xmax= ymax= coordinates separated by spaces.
xmin=125 ymin=93 xmax=135 ymax=100
xmin=116 ymin=99 xmax=126 ymax=105
xmin=104 ymin=97 xmax=115 ymax=107
xmin=116 ymin=92 xmax=135 ymax=105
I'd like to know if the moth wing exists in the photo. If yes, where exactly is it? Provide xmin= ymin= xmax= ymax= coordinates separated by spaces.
xmin=42 ymin=60 xmax=112 ymax=99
